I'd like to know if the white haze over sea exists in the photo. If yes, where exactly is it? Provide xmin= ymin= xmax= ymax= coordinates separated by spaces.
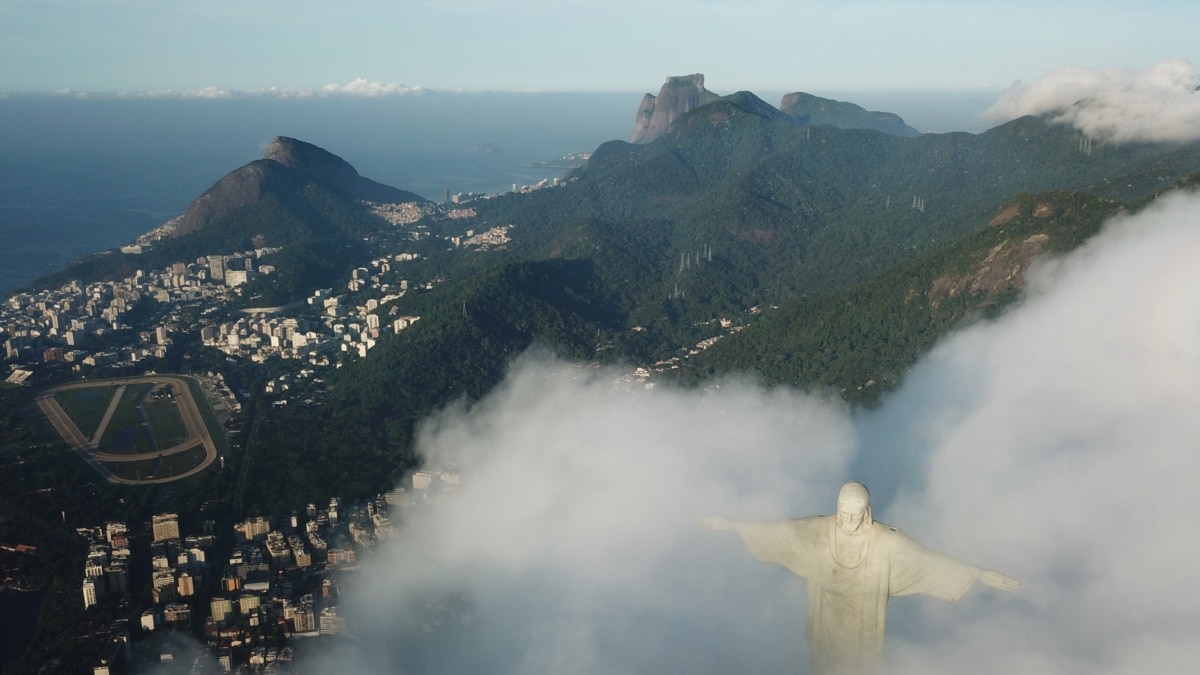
xmin=299 ymin=184 xmax=1200 ymax=674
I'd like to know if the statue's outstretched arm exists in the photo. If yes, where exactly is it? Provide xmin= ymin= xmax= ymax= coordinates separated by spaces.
xmin=976 ymin=568 xmax=1020 ymax=591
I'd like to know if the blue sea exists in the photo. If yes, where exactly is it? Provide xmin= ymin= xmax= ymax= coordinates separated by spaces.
xmin=0 ymin=90 xmax=998 ymax=296
xmin=0 ymin=93 xmax=639 ymax=295
xmin=0 ymin=589 xmax=43 ymax=667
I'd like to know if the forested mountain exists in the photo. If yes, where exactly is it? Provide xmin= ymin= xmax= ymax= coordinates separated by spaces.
xmin=384 ymin=90 xmax=1200 ymax=352
xmin=779 ymin=91 xmax=921 ymax=137
xmin=39 ymin=137 xmax=429 ymax=303
xmin=452 ymin=91 xmax=1199 ymax=313
xmin=276 ymin=91 xmax=1200 ymax=506
xmin=685 ymin=191 xmax=1129 ymax=402
xmin=29 ymin=91 xmax=1200 ymax=509
xmin=175 ymin=136 xmax=426 ymax=237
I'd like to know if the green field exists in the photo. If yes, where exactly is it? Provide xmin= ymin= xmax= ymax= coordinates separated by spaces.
xmin=102 ymin=444 xmax=208 ymax=481
xmin=54 ymin=386 xmax=121 ymax=440
xmin=56 ymin=382 xmax=193 ymax=456
xmin=97 ymin=385 xmax=154 ymax=454
xmin=142 ymin=389 xmax=190 ymax=449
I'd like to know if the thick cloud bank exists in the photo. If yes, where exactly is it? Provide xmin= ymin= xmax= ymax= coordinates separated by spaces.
xmin=330 ymin=369 xmax=857 ymax=673
xmin=320 ymin=190 xmax=1200 ymax=673
xmin=873 ymin=190 xmax=1200 ymax=674
xmin=986 ymin=60 xmax=1200 ymax=143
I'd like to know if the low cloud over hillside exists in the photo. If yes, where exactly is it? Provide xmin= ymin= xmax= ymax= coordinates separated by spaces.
xmin=987 ymin=60 xmax=1200 ymax=143
xmin=315 ymin=190 xmax=1200 ymax=674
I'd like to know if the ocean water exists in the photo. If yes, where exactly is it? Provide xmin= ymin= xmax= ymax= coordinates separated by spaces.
xmin=0 ymin=90 xmax=998 ymax=297
xmin=0 ymin=93 xmax=639 ymax=296
xmin=0 ymin=589 xmax=43 ymax=667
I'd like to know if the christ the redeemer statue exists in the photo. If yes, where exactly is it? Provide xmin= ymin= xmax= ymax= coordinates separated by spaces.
xmin=701 ymin=482 xmax=1018 ymax=675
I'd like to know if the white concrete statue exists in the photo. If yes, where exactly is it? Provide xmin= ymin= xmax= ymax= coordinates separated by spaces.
xmin=701 ymin=482 xmax=1018 ymax=675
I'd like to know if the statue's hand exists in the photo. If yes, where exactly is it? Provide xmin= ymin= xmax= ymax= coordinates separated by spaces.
xmin=698 ymin=516 xmax=733 ymax=531
xmin=977 ymin=568 xmax=1020 ymax=591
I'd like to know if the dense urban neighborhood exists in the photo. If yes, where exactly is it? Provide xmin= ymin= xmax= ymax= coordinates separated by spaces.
xmin=74 ymin=465 xmax=460 ymax=673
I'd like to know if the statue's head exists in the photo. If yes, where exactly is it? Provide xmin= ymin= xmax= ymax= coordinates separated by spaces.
xmin=836 ymin=481 xmax=872 ymax=535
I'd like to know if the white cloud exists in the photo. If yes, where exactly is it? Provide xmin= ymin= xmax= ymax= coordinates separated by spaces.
xmin=181 ymin=86 xmax=233 ymax=99
xmin=873 ymin=189 xmax=1200 ymax=674
xmin=986 ymin=60 xmax=1200 ymax=143
xmin=318 ymin=77 xmax=426 ymax=97
xmin=310 ymin=187 xmax=1200 ymax=673
xmin=49 ymin=79 xmax=425 ymax=99
xmin=315 ymin=359 xmax=856 ymax=672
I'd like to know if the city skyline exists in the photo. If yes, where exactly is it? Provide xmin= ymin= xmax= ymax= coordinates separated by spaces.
xmin=2 ymin=0 xmax=1197 ymax=95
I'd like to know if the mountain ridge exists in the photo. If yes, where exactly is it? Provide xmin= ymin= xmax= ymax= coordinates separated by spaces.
xmin=631 ymin=74 xmax=925 ymax=144
xmin=23 ymin=88 xmax=1200 ymax=508
xmin=779 ymin=91 xmax=921 ymax=137
xmin=175 ymin=136 xmax=427 ymax=237
xmin=35 ymin=137 xmax=430 ymax=303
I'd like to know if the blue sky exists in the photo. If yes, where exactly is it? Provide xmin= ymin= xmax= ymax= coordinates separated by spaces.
xmin=1 ymin=0 xmax=1197 ymax=94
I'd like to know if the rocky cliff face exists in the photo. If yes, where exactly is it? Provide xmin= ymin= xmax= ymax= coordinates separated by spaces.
xmin=779 ymin=92 xmax=921 ymax=138
xmin=630 ymin=74 xmax=721 ymax=144
xmin=174 ymin=137 xmax=427 ymax=237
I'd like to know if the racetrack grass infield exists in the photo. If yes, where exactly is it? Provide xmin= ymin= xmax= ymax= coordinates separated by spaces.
xmin=53 ymin=385 xmax=121 ymax=440
xmin=97 ymin=384 xmax=154 ymax=455
xmin=142 ymin=391 xmax=189 ymax=449
xmin=102 ymin=444 xmax=208 ymax=481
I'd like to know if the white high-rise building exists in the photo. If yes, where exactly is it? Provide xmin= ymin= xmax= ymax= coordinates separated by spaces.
xmin=152 ymin=513 xmax=180 ymax=543
xmin=210 ymin=596 xmax=233 ymax=623
xmin=292 ymin=604 xmax=316 ymax=633
xmin=83 ymin=578 xmax=99 ymax=609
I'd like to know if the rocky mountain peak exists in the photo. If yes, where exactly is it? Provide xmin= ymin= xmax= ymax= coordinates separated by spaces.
xmin=631 ymin=73 xmax=721 ymax=144
xmin=263 ymin=136 xmax=362 ymax=187
xmin=173 ymin=137 xmax=427 ymax=237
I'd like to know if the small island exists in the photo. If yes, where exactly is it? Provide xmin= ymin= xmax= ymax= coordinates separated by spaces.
xmin=527 ymin=152 xmax=590 ymax=169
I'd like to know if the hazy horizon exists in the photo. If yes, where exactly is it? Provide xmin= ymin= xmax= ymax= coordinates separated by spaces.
xmin=1 ymin=85 xmax=1005 ymax=130
xmin=2 ymin=1 xmax=1196 ymax=94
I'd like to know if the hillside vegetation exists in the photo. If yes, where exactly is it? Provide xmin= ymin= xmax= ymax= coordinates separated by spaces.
xmin=32 ymin=92 xmax=1200 ymax=510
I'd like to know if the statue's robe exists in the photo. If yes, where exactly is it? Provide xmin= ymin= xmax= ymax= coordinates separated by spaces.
xmin=732 ymin=516 xmax=981 ymax=675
